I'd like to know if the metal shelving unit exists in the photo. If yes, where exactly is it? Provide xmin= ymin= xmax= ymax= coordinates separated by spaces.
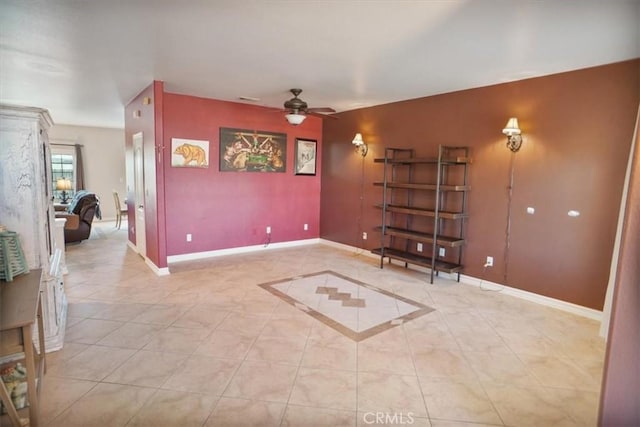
xmin=372 ymin=145 xmax=470 ymax=283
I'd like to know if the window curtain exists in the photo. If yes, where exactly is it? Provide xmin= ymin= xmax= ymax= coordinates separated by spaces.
xmin=75 ymin=144 xmax=85 ymax=190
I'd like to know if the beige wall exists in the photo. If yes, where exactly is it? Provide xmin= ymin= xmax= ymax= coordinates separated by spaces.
xmin=49 ymin=124 xmax=125 ymax=221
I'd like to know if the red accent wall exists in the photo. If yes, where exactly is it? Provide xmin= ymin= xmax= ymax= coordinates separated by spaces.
xmin=321 ymin=60 xmax=640 ymax=310
xmin=162 ymin=93 xmax=322 ymax=256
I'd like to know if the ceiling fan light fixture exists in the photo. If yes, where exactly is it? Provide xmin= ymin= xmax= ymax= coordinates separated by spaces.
xmin=285 ymin=113 xmax=306 ymax=126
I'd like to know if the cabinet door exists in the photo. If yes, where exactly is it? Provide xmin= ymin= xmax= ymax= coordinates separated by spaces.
xmin=43 ymin=276 xmax=60 ymax=336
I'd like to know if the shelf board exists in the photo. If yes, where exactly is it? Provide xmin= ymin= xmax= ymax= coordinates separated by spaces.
xmin=374 ymin=157 xmax=471 ymax=165
xmin=375 ymin=204 xmax=468 ymax=219
xmin=373 ymin=226 xmax=465 ymax=247
xmin=371 ymin=247 xmax=463 ymax=274
xmin=373 ymin=182 xmax=470 ymax=191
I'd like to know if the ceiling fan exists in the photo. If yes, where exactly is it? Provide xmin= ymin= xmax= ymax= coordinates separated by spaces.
xmin=282 ymin=88 xmax=336 ymax=125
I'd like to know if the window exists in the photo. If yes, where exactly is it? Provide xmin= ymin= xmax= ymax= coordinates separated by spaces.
xmin=51 ymin=146 xmax=76 ymax=201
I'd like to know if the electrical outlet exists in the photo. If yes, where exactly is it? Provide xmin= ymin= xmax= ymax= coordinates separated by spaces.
xmin=362 ymin=232 xmax=367 ymax=240
xmin=439 ymin=247 xmax=446 ymax=257
xmin=485 ymin=256 xmax=493 ymax=267
xmin=186 ymin=233 xmax=192 ymax=242
xmin=417 ymin=243 xmax=423 ymax=252
xmin=303 ymin=223 xmax=308 ymax=231
xmin=266 ymin=226 xmax=271 ymax=234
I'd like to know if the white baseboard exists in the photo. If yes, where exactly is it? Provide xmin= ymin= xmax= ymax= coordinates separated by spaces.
xmin=135 ymin=235 xmax=603 ymax=320
xmin=145 ymin=257 xmax=170 ymax=276
xmin=167 ymin=238 xmax=321 ymax=264
xmin=127 ymin=239 xmax=169 ymax=276
xmin=458 ymin=274 xmax=603 ymax=321
xmin=319 ymin=239 xmax=379 ymax=259
xmin=318 ymin=240 xmax=603 ymax=321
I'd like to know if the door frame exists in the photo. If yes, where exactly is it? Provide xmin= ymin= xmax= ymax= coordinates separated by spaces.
xmin=132 ymin=132 xmax=146 ymax=258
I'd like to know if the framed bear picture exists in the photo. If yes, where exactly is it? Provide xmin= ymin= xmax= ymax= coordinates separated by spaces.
xmin=171 ymin=138 xmax=209 ymax=168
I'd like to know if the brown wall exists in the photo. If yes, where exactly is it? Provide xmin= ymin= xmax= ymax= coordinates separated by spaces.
xmin=599 ymin=107 xmax=640 ymax=425
xmin=321 ymin=60 xmax=640 ymax=310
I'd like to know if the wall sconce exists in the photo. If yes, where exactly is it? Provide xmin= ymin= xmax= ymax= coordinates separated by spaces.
xmin=502 ymin=117 xmax=523 ymax=152
xmin=285 ymin=113 xmax=306 ymax=126
xmin=352 ymin=133 xmax=368 ymax=157
xmin=55 ymin=177 xmax=72 ymax=204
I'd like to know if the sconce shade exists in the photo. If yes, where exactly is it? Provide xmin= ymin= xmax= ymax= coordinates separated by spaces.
xmin=56 ymin=178 xmax=72 ymax=191
xmin=285 ymin=113 xmax=306 ymax=125
xmin=352 ymin=133 xmax=368 ymax=157
xmin=502 ymin=117 xmax=523 ymax=152
xmin=502 ymin=117 xmax=521 ymax=135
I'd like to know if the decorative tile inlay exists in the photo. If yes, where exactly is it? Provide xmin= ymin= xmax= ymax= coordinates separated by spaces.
xmin=316 ymin=286 xmax=366 ymax=307
xmin=258 ymin=271 xmax=434 ymax=341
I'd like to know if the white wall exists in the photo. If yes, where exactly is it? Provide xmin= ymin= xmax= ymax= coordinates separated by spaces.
xmin=48 ymin=124 xmax=125 ymax=220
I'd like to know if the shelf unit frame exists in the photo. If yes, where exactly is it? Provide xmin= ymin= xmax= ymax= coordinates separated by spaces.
xmin=373 ymin=145 xmax=470 ymax=283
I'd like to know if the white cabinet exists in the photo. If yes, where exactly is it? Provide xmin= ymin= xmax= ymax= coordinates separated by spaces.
xmin=0 ymin=104 xmax=68 ymax=351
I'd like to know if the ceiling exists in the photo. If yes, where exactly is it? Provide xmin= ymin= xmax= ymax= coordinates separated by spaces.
xmin=1 ymin=1 xmax=638 ymax=129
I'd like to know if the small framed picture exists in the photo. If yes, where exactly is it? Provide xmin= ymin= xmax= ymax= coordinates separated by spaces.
xmin=171 ymin=138 xmax=209 ymax=168
xmin=294 ymin=138 xmax=317 ymax=175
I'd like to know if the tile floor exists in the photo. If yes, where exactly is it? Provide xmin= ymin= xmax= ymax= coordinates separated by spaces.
xmin=36 ymin=222 xmax=604 ymax=426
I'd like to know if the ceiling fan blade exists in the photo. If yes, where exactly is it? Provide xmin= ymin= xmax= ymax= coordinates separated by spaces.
xmin=307 ymin=111 xmax=338 ymax=120
xmin=307 ymin=107 xmax=336 ymax=113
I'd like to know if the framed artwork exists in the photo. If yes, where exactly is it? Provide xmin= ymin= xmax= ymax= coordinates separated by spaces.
xmin=294 ymin=138 xmax=317 ymax=175
xmin=171 ymin=138 xmax=209 ymax=168
xmin=219 ymin=128 xmax=287 ymax=172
